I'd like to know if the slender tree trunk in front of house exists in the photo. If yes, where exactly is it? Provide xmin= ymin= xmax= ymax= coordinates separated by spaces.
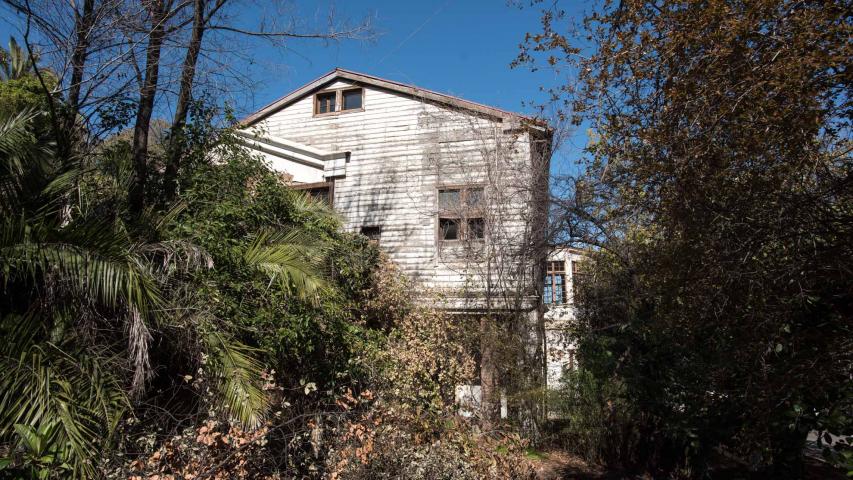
xmin=479 ymin=314 xmax=501 ymax=428
xmin=163 ymin=0 xmax=206 ymax=202
xmin=129 ymin=0 xmax=167 ymax=215
xmin=67 ymin=0 xmax=95 ymax=123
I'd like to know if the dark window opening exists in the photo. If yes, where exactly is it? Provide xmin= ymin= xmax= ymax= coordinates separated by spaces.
xmin=306 ymin=187 xmax=330 ymax=204
xmin=316 ymin=92 xmax=336 ymax=114
xmin=439 ymin=218 xmax=460 ymax=240
xmin=467 ymin=217 xmax=485 ymax=239
xmin=544 ymin=260 xmax=567 ymax=305
xmin=360 ymin=226 xmax=381 ymax=244
xmin=291 ymin=181 xmax=333 ymax=206
xmin=342 ymin=88 xmax=363 ymax=110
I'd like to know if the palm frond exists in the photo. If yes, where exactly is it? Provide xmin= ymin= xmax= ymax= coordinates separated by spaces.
xmin=0 ymin=37 xmax=33 ymax=80
xmin=1 ymin=218 xmax=163 ymax=397
xmin=289 ymin=188 xmax=342 ymax=226
xmin=137 ymin=239 xmax=213 ymax=277
xmin=0 ymin=240 xmax=162 ymax=315
xmin=205 ymin=332 xmax=270 ymax=429
xmin=0 ymin=341 xmax=128 ymax=479
xmin=153 ymin=201 xmax=188 ymax=233
xmin=244 ymin=228 xmax=330 ymax=303
xmin=127 ymin=307 xmax=152 ymax=397
xmin=0 ymin=109 xmax=53 ymax=213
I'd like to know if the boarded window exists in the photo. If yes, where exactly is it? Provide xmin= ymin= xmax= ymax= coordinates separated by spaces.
xmin=342 ymin=88 xmax=363 ymax=110
xmin=315 ymin=92 xmax=335 ymax=114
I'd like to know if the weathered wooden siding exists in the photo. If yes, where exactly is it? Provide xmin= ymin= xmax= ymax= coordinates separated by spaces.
xmin=252 ymin=79 xmax=542 ymax=307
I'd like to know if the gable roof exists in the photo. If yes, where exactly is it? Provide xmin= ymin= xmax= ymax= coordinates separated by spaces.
xmin=241 ymin=68 xmax=540 ymax=126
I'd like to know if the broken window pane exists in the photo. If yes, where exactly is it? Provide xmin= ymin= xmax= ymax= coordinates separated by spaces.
xmin=439 ymin=217 xmax=460 ymax=240
xmin=467 ymin=217 xmax=485 ymax=239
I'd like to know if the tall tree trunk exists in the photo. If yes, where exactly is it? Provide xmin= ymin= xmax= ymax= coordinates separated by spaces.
xmin=67 ymin=0 xmax=95 ymax=120
xmin=479 ymin=314 xmax=501 ymax=429
xmin=129 ymin=0 xmax=167 ymax=215
xmin=163 ymin=0 xmax=205 ymax=202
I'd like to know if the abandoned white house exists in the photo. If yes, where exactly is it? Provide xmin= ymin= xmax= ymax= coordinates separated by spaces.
xmin=239 ymin=68 xmax=575 ymax=415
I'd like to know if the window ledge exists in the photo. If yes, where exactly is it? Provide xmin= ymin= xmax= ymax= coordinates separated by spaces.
xmin=313 ymin=107 xmax=365 ymax=118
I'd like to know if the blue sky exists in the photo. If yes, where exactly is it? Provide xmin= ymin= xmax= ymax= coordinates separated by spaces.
xmin=0 ymin=0 xmax=590 ymax=174
xmin=244 ymin=1 xmax=558 ymax=113
xmin=241 ymin=0 xmax=590 ymax=175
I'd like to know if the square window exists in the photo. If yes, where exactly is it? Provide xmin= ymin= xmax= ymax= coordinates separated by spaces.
xmin=467 ymin=217 xmax=485 ymax=239
xmin=342 ymin=89 xmax=363 ymax=110
xmin=439 ymin=218 xmax=460 ymax=240
xmin=466 ymin=188 xmax=484 ymax=209
xmin=360 ymin=226 xmax=381 ymax=244
xmin=438 ymin=189 xmax=461 ymax=210
xmin=316 ymin=92 xmax=335 ymax=114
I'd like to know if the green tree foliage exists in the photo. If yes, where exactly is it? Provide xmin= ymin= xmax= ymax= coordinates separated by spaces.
xmin=0 ymin=107 xmax=155 ymax=478
xmin=165 ymin=136 xmax=380 ymax=395
xmin=0 ymin=39 xmax=56 ymax=137
xmin=0 ymin=37 xmax=34 ymax=80
xmin=518 ymin=0 xmax=852 ymax=476
xmin=0 ymin=75 xmax=379 ymax=477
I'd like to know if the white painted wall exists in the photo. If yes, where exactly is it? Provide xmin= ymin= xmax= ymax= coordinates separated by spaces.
xmin=249 ymin=79 xmax=544 ymax=307
xmin=260 ymin=151 xmax=324 ymax=183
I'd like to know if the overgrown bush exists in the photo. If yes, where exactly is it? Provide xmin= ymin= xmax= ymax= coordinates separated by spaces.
xmin=549 ymin=368 xmax=635 ymax=466
xmin=326 ymin=261 xmax=536 ymax=480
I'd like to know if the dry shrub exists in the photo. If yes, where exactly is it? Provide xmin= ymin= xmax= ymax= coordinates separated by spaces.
xmin=110 ymin=259 xmax=536 ymax=479
xmin=115 ymin=418 xmax=275 ymax=480
xmin=328 ymin=410 xmax=536 ymax=480
xmin=328 ymin=260 xmax=536 ymax=480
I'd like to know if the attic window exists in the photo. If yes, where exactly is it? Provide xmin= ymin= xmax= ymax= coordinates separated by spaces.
xmin=342 ymin=88 xmax=363 ymax=110
xmin=316 ymin=92 xmax=335 ymax=114
xmin=314 ymin=87 xmax=363 ymax=115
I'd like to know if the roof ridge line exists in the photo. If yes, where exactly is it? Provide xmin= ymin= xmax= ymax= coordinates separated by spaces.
xmin=241 ymin=69 xmax=544 ymax=127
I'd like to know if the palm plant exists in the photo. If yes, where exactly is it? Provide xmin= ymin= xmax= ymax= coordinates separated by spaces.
xmin=0 ymin=106 xmax=337 ymax=476
xmin=244 ymin=227 xmax=331 ymax=304
xmin=0 ymin=37 xmax=34 ymax=81
xmin=0 ymin=108 xmax=163 ymax=477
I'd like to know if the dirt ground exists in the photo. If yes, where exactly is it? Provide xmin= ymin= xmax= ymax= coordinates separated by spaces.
xmin=532 ymin=450 xmax=626 ymax=480
xmin=530 ymin=449 xmax=847 ymax=480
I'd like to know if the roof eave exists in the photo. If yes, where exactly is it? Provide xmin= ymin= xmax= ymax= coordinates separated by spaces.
xmin=240 ymin=68 xmax=548 ymax=128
